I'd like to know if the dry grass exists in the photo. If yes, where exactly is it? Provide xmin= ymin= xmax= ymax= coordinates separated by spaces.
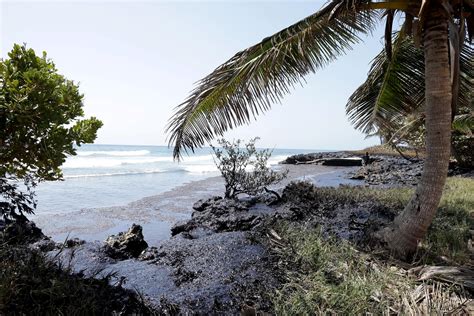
xmin=272 ymin=227 xmax=472 ymax=315
xmin=348 ymin=144 xmax=425 ymax=158
xmin=272 ymin=177 xmax=474 ymax=314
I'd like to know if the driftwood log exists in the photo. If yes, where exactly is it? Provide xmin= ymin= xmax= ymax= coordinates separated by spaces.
xmin=409 ymin=265 xmax=474 ymax=291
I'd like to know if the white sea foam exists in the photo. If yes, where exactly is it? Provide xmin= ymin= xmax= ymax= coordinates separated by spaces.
xmin=183 ymin=164 xmax=218 ymax=174
xmin=184 ymin=154 xmax=214 ymax=162
xmin=76 ymin=150 xmax=151 ymax=157
xmin=64 ymin=169 xmax=163 ymax=179
xmin=63 ymin=156 xmax=174 ymax=168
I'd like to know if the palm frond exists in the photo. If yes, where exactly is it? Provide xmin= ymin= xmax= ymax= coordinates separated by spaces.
xmin=346 ymin=32 xmax=424 ymax=134
xmin=346 ymin=33 xmax=474 ymax=134
xmin=452 ymin=113 xmax=474 ymax=135
xmin=167 ymin=0 xmax=379 ymax=159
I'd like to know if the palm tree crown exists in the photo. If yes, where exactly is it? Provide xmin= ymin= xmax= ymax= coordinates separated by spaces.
xmin=167 ymin=0 xmax=474 ymax=257
xmin=167 ymin=0 xmax=473 ymax=160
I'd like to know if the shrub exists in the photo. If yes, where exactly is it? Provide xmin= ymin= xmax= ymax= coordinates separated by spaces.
xmin=0 ymin=242 xmax=151 ymax=315
xmin=0 ymin=176 xmax=36 ymax=222
xmin=0 ymin=44 xmax=102 ymax=221
xmin=211 ymin=138 xmax=287 ymax=199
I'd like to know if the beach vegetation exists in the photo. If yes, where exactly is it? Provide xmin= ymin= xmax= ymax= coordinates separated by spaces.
xmin=0 ymin=44 xmax=103 ymax=181
xmin=347 ymin=32 xmax=473 ymax=158
xmin=273 ymin=227 xmax=470 ymax=315
xmin=166 ymin=1 xmax=474 ymax=258
xmin=272 ymin=176 xmax=474 ymax=314
xmin=0 ymin=241 xmax=151 ymax=315
xmin=211 ymin=138 xmax=287 ymax=199
xmin=0 ymin=176 xmax=36 ymax=222
xmin=0 ymin=44 xmax=102 ymax=222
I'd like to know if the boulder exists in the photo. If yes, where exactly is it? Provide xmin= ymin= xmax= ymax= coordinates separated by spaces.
xmin=65 ymin=238 xmax=86 ymax=248
xmin=104 ymin=224 xmax=148 ymax=259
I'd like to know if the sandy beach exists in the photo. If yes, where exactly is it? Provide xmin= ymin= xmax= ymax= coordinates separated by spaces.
xmin=33 ymin=164 xmax=360 ymax=245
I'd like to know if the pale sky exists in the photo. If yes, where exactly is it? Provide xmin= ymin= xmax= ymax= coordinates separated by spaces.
xmin=1 ymin=0 xmax=387 ymax=150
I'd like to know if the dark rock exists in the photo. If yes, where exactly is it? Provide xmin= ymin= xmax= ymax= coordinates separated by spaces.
xmin=172 ymin=197 xmax=266 ymax=237
xmin=171 ymin=220 xmax=198 ymax=236
xmin=322 ymin=158 xmax=363 ymax=166
xmin=350 ymin=173 xmax=366 ymax=180
xmin=65 ymin=238 xmax=86 ymax=248
xmin=139 ymin=246 xmax=166 ymax=261
xmin=104 ymin=224 xmax=148 ymax=259
xmin=31 ymin=238 xmax=58 ymax=252
xmin=280 ymin=152 xmax=356 ymax=165
xmin=193 ymin=196 xmax=223 ymax=212
xmin=348 ymin=156 xmax=424 ymax=187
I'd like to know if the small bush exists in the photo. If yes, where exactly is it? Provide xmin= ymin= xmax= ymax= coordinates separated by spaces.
xmin=0 ymin=176 xmax=36 ymax=222
xmin=211 ymin=138 xmax=287 ymax=198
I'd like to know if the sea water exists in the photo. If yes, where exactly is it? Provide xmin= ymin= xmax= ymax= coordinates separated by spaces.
xmin=34 ymin=144 xmax=317 ymax=215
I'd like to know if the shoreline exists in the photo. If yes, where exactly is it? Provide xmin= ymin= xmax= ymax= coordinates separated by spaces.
xmin=33 ymin=163 xmax=359 ymax=245
xmin=13 ymin=151 xmax=474 ymax=313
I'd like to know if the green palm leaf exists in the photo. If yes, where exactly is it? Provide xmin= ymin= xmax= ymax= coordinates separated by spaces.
xmin=452 ymin=113 xmax=474 ymax=135
xmin=346 ymin=33 xmax=424 ymax=134
xmin=346 ymin=33 xmax=474 ymax=134
xmin=167 ymin=0 xmax=379 ymax=159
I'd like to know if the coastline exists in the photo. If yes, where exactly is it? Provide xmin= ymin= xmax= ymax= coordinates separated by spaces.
xmin=33 ymin=164 xmax=359 ymax=245
xmin=16 ymin=151 xmax=474 ymax=313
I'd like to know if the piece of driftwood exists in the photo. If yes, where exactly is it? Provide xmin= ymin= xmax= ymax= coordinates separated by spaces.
xmin=294 ymin=159 xmax=323 ymax=165
xmin=409 ymin=265 xmax=474 ymax=290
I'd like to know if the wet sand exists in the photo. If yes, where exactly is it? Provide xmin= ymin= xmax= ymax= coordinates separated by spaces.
xmin=33 ymin=164 xmax=360 ymax=245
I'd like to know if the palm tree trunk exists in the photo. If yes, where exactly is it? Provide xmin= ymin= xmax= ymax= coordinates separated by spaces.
xmin=383 ymin=5 xmax=452 ymax=258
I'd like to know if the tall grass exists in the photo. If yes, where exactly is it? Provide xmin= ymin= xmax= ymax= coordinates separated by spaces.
xmin=273 ymin=177 xmax=473 ymax=314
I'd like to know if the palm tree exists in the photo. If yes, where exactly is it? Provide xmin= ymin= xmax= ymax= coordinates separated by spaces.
xmin=166 ymin=0 xmax=474 ymax=258
xmin=346 ymin=31 xmax=474 ymax=156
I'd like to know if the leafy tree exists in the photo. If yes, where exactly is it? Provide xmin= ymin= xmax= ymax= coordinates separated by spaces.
xmin=0 ymin=44 xmax=103 ymax=220
xmin=166 ymin=1 xmax=474 ymax=257
xmin=211 ymin=138 xmax=287 ymax=199
xmin=0 ymin=44 xmax=103 ymax=181
xmin=0 ymin=176 xmax=36 ymax=222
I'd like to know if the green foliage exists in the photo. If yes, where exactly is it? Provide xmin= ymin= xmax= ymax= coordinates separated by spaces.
xmin=211 ymin=138 xmax=287 ymax=199
xmin=273 ymin=227 xmax=406 ymax=314
xmin=282 ymin=177 xmax=474 ymax=264
xmin=273 ymin=225 xmax=468 ymax=315
xmin=347 ymin=33 xmax=474 ymax=156
xmin=273 ymin=177 xmax=474 ymax=314
xmin=0 ymin=176 xmax=36 ymax=221
xmin=424 ymin=177 xmax=474 ymax=263
xmin=167 ymin=1 xmax=379 ymax=159
xmin=0 ymin=242 xmax=150 ymax=315
xmin=0 ymin=44 xmax=103 ymax=181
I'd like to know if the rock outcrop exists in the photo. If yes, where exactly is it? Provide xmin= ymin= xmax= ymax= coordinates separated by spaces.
xmin=104 ymin=224 xmax=148 ymax=259
xmin=280 ymin=152 xmax=364 ymax=166
xmin=171 ymin=196 xmax=268 ymax=237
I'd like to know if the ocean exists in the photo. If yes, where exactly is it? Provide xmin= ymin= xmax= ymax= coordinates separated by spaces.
xmin=34 ymin=144 xmax=316 ymax=216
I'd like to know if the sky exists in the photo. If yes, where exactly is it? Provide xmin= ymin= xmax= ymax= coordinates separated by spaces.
xmin=0 ymin=0 xmax=387 ymax=151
